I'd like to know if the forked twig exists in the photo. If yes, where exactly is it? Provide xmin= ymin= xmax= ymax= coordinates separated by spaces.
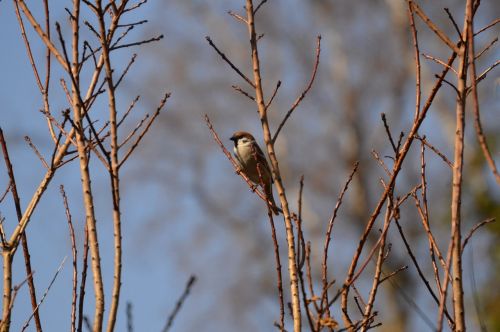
xmin=119 ymin=92 xmax=170 ymax=167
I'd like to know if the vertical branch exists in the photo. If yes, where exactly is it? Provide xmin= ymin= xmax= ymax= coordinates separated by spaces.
xmin=94 ymin=2 xmax=125 ymax=330
xmin=361 ymin=200 xmax=392 ymax=332
xmin=1 ymin=252 xmax=13 ymax=332
xmin=68 ymin=1 xmax=105 ymax=330
xmin=60 ymin=185 xmax=78 ymax=332
xmin=321 ymin=162 xmax=358 ymax=322
xmin=407 ymin=2 xmax=421 ymax=120
xmin=266 ymin=205 xmax=285 ymax=330
xmin=77 ymin=225 xmax=89 ymax=332
xmin=244 ymin=1 xmax=302 ymax=330
xmin=449 ymin=2 xmax=473 ymax=330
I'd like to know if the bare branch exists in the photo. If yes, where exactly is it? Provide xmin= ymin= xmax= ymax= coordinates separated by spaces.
xmin=414 ymin=135 xmax=453 ymax=168
xmin=272 ymin=35 xmax=321 ymax=143
xmin=253 ymin=0 xmax=269 ymax=15
xmin=474 ymin=18 xmax=500 ymax=36
xmin=162 ymin=275 xmax=197 ymax=332
xmin=15 ymin=0 xmax=68 ymax=71
xmin=380 ymin=266 xmax=408 ymax=283
xmin=111 ymin=34 xmax=164 ymax=51
xmin=206 ymin=36 xmax=256 ymax=88
xmin=265 ymin=80 xmax=281 ymax=111
xmin=21 ymin=257 xmax=68 ymax=332
xmin=231 ymin=85 xmax=255 ymax=101
xmin=422 ymin=53 xmax=458 ymax=75
xmin=410 ymin=1 xmax=460 ymax=53
xmin=60 ymin=185 xmax=78 ymax=332
xmin=24 ymin=136 xmax=49 ymax=170
xmin=466 ymin=9 xmax=500 ymax=186
xmin=119 ymin=92 xmax=170 ymax=167
xmin=462 ymin=218 xmax=495 ymax=252
xmin=227 ymin=11 xmax=247 ymax=24
xmin=118 ymin=95 xmax=141 ymax=127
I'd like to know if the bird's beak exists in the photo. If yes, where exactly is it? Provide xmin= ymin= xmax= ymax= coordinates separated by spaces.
xmin=229 ymin=135 xmax=236 ymax=142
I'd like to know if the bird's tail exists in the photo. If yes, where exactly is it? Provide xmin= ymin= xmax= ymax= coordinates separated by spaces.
xmin=265 ymin=183 xmax=280 ymax=215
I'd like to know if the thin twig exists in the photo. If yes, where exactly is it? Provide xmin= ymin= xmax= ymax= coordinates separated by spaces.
xmin=380 ymin=266 xmax=408 ymax=283
xmin=205 ymin=36 xmax=256 ymax=88
xmin=231 ymin=85 xmax=255 ymax=101
xmin=467 ymin=15 xmax=500 ymax=185
xmin=0 ymin=183 xmax=10 ymax=204
xmin=118 ymin=96 xmax=141 ymax=127
xmin=114 ymin=54 xmax=137 ymax=89
xmin=253 ymin=0 xmax=269 ymax=14
xmin=474 ymin=37 xmax=497 ymax=60
xmin=24 ymin=136 xmax=49 ymax=169
xmin=119 ymin=92 xmax=170 ymax=167
xmin=410 ymin=1 xmax=460 ymax=53
xmin=265 ymin=80 xmax=281 ymax=111
xmin=60 ymin=185 xmax=78 ymax=332
xmin=297 ymin=177 xmax=315 ymax=332
xmin=394 ymin=217 xmax=453 ymax=323
xmin=381 ymin=114 xmax=398 ymax=155
xmin=422 ymin=53 xmax=458 ymax=75
xmin=110 ymin=34 xmax=164 ymax=51
xmin=272 ymin=35 xmax=321 ymax=144
xmin=162 ymin=275 xmax=197 ymax=332
xmin=77 ymin=225 xmax=89 ymax=332
xmin=475 ymin=59 xmax=499 ymax=83
xmin=126 ymin=302 xmax=133 ymax=332
xmin=462 ymin=218 xmax=495 ymax=252
xmin=443 ymin=8 xmax=462 ymax=41
xmin=474 ymin=18 xmax=500 ymax=36
xmin=321 ymin=162 xmax=358 ymax=319
xmin=227 ymin=10 xmax=247 ymax=24
xmin=267 ymin=195 xmax=285 ymax=331
xmin=414 ymin=135 xmax=453 ymax=168
xmin=119 ymin=113 xmax=150 ymax=148
xmin=21 ymin=256 xmax=68 ymax=331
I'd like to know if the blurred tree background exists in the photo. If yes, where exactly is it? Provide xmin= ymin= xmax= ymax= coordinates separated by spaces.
xmin=0 ymin=0 xmax=498 ymax=331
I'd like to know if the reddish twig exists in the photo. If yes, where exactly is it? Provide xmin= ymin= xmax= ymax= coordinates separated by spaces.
xmin=414 ymin=135 xmax=453 ymax=168
xmin=461 ymin=218 xmax=495 ymax=252
xmin=467 ymin=17 xmax=500 ymax=185
xmin=321 ymin=162 xmax=358 ymax=319
xmin=410 ymin=1 xmax=460 ymax=53
xmin=272 ymin=36 xmax=321 ymax=144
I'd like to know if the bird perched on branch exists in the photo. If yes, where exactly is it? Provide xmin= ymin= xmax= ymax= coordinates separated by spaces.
xmin=230 ymin=131 xmax=279 ymax=215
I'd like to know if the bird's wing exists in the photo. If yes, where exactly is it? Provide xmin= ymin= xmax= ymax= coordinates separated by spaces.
xmin=254 ymin=143 xmax=273 ymax=181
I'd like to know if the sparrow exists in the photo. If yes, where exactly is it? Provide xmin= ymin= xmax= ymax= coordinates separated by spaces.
xmin=230 ymin=131 xmax=279 ymax=215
